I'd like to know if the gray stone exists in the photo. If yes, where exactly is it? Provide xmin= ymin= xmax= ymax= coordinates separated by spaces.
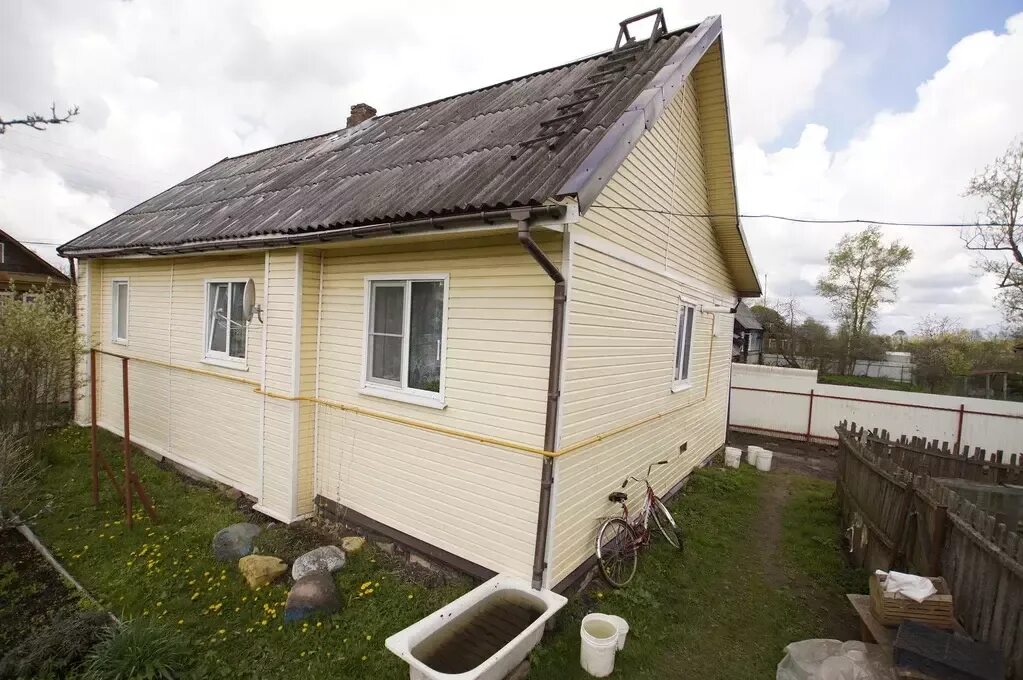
xmin=291 ymin=545 xmax=346 ymax=581
xmin=211 ymin=523 xmax=262 ymax=562
xmin=284 ymin=572 xmax=340 ymax=623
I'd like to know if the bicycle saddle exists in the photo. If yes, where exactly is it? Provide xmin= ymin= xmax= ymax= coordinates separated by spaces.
xmin=608 ymin=491 xmax=628 ymax=503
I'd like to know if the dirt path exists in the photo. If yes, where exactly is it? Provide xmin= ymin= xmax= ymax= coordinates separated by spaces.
xmin=754 ymin=472 xmax=793 ymax=588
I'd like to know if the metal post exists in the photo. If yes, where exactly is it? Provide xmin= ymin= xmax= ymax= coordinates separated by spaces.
xmin=121 ymin=357 xmax=133 ymax=529
xmin=805 ymin=389 xmax=815 ymax=442
xmin=955 ymin=404 xmax=965 ymax=450
xmin=89 ymin=349 xmax=99 ymax=507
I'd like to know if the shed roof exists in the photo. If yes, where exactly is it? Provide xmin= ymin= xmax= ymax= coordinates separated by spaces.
xmin=733 ymin=302 xmax=763 ymax=331
xmin=59 ymin=15 xmax=758 ymax=294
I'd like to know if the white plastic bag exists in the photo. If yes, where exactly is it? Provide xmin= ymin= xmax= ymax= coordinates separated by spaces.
xmin=875 ymin=570 xmax=937 ymax=603
xmin=776 ymin=640 xmax=895 ymax=680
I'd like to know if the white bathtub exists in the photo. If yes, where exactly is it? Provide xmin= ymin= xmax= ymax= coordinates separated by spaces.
xmin=385 ymin=574 xmax=567 ymax=680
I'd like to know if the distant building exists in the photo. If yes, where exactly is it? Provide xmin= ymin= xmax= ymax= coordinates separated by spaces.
xmin=0 ymin=228 xmax=71 ymax=301
xmin=733 ymin=302 xmax=763 ymax=364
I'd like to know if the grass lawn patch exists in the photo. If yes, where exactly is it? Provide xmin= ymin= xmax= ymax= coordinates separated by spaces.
xmin=817 ymin=374 xmax=921 ymax=392
xmin=29 ymin=426 xmax=472 ymax=679
xmin=529 ymin=467 xmax=865 ymax=679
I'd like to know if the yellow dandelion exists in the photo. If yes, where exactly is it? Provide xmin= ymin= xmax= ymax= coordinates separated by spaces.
xmin=408 ymin=594 xmax=414 ymax=599
xmin=366 ymin=635 xmax=372 ymax=641
xmin=178 ymin=619 xmax=184 ymax=625
xmin=316 ymin=622 xmax=322 ymax=628
xmin=261 ymin=620 xmax=268 ymax=626
xmin=374 ymin=582 xmax=379 ymax=587
xmin=277 ymin=625 xmax=283 ymax=631
xmin=156 ymin=601 xmax=162 ymax=607
xmin=300 ymin=652 xmax=306 ymax=657
xmin=360 ymin=581 xmax=372 ymax=590
xmin=191 ymin=593 xmax=199 ymax=601
xmin=365 ymin=588 xmax=374 ymax=595
xmin=362 ymin=656 xmax=368 ymax=661
xmin=218 ymin=629 xmax=226 ymax=635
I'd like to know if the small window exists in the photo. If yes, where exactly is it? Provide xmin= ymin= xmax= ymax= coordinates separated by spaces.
xmin=112 ymin=280 xmax=128 ymax=343
xmin=205 ymin=281 xmax=247 ymax=361
xmin=673 ymin=303 xmax=695 ymax=385
xmin=365 ymin=277 xmax=446 ymax=398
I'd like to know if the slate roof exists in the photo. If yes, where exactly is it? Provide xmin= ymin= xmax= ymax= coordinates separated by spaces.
xmin=733 ymin=302 xmax=763 ymax=331
xmin=61 ymin=18 xmax=721 ymax=256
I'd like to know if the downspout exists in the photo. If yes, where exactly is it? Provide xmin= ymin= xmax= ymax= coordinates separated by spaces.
xmin=514 ymin=210 xmax=566 ymax=590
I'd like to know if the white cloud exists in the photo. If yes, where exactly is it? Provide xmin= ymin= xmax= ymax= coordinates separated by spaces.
xmin=737 ymin=12 xmax=1023 ymax=333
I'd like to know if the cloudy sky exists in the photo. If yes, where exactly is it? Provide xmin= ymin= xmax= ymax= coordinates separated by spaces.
xmin=2 ymin=0 xmax=1021 ymax=333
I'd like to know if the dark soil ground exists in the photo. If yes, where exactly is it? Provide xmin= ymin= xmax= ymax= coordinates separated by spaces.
xmin=728 ymin=429 xmax=838 ymax=479
xmin=0 ymin=528 xmax=79 ymax=651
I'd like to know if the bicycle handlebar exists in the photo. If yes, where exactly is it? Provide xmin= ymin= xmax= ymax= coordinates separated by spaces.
xmin=620 ymin=459 xmax=671 ymax=489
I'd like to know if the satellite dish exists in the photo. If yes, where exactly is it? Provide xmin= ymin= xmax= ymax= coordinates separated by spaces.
xmin=243 ymin=278 xmax=257 ymax=322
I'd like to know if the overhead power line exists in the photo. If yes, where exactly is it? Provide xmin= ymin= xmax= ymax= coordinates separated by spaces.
xmin=13 ymin=207 xmax=1012 ymax=250
xmin=590 ymin=204 xmax=1010 ymax=229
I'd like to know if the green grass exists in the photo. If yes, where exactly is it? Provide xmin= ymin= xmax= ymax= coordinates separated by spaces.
xmin=529 ymin=468 xmax=865 ymax=679
xmin=29 ymin=426 xmax=472 ymax=679
xmin=28 ymin=427 xmax=862 ymax=679
xmin=818 ymin=374 xmax=921 ymax=392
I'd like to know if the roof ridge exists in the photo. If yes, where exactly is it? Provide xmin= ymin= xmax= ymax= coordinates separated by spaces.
xmin=222 ymin=26 xmax=693 ymax=164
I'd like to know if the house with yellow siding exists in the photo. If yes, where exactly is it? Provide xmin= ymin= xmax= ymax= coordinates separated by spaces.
xmin=59 ymin=12 xmax=759 ymax=590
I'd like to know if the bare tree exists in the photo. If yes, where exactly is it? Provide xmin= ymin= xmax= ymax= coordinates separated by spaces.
xmin=962 ymin=138 xmax=1023 ymax=325
xmin=817 ymin=225 xmax=913 ymax=373
xmin=0 ymin=103 xmax=79 ymax=135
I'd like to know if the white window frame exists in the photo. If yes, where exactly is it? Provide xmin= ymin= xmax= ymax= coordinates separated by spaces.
xmin=202 ymin=278 xmax=249 ymax=370
xmin=672 ymin=300 xmax=696 ymax=392
xmin=360 ymin=274 xmax=449 ymax=409
xmin=111 ymin=279 xmax=129 ymax=345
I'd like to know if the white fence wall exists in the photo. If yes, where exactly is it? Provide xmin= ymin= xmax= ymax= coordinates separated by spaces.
xmin=730 ymin=364 xmax=1023 ymax=454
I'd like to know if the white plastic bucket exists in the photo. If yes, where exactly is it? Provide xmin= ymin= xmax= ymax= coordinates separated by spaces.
xmin=724 ymin=447 xmax=742 ymax=469
xmin=756 ymin=450 xmax=773 ymax=472
xmin=746 ymin=446 xmax=762 ymax=466
xmin=580 ymin=614 xmax=619 ymax=677
xmin=603 ymin=614 xmax=629 ymax=650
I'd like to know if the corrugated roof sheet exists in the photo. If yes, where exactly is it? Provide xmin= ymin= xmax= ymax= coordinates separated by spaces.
xmin=734 ymin=302 xmax=763 ymax=331
xmin=61 ymin=27 xmax=699 ymax=254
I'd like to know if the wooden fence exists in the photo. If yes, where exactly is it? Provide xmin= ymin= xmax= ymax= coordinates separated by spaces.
xmin=836 ymin=420 xmax=1023 ymax=677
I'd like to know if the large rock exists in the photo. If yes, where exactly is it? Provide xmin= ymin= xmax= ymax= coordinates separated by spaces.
xmin=212 ymin=523 xmax=262 ymax=562
xmin=284 ymin=572 xmax=340 ymax=623
xmin=341 ymin=536 xmax=366 ymax=554
xmin=238 ymin=554 xmax=287 ymax=589
xmin=291 ymin=545 xmax=346 ymax=581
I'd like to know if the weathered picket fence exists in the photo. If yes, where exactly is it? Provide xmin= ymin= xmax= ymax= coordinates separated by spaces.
xmin=836 ymin=420 xmax=1023 ymax=677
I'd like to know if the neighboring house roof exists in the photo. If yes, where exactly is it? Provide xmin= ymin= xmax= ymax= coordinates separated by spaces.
xmin=0 ymin=227 xmax=70 ymax=283
xmin=59 ymin=14 xmax=759 ymax=295
xmin=733 ymin=302 xmax=762 ymax=331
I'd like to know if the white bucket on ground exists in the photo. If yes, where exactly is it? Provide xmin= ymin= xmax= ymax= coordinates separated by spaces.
xmin=724 ymin=447 xmax=742 ymax=469
xmin=602 ymin=614 xmax=629 ymax=650
xmin=756 ymin=449 xmax=773 ymax=472
xmin=746 ymin=446 xmax=762 ymax=466
xmin=580 ymin=613 xmax=619 ymax=677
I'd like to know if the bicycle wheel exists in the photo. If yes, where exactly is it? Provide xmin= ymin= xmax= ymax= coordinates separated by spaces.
xmin=595 ymin=517 xmax=639 ymax=587
xmin=652 ymin=498 xmax=684 ymax=551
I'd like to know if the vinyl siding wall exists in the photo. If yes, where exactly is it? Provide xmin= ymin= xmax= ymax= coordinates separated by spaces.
xmin=87 ymin=254 xmax=266 ymax=496
xmin=549 ymin=77 xmax=738 ymax=585
xmin=313 ymin=232 xmax=558 ymax=578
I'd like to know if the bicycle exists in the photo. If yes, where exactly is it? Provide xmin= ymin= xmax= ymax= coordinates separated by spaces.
xmin=594 ymin=459 xmax=684 ymax=587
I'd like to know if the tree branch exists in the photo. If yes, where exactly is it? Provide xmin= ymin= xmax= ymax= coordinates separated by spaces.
xmin=0 ymin=103 xmax=79 ymax=134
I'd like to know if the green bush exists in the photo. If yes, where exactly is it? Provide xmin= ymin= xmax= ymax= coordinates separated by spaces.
xmin=83 ymin=620 xmax=190 ymax=680
xmin=0 ymin=611 xmax=112 ymax=679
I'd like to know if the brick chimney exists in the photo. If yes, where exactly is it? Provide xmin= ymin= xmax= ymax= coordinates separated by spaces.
xmin=346 ymin=103 xmax=376 ymax=128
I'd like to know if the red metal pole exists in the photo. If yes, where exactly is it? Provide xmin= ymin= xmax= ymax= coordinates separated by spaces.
xmin=121 ymin=357 xmax=133 ymax=529
xmin=806 ymin=389 xmax=815 ymax=443
xmin=89 ymin=349 xmax=99 ymax=507
xmin=955 ymin=403 xmax=965 ymax=450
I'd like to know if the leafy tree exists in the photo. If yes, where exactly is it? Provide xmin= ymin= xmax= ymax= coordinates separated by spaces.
xmin=962 ymin=138 xmax=1023 ymax=326
xmin=816 ymin=226 xmax=913 ymax=372
xmin=907 ymin=316 xmax=972 ymax=392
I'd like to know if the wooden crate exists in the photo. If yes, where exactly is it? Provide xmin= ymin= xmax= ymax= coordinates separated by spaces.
xmin=869 ymin=574 xmax=955 ymax=629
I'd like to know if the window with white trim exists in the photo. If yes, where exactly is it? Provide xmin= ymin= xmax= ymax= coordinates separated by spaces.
xmin=205 ymin=281 xmax=247 ymax=360
xmin=365 ymin=277 xmax=446 ymax=397
xmin=673 ymin=302 xmax=695 ymax=384
xmin=112 ymin=280 xmax=128 ymax=343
